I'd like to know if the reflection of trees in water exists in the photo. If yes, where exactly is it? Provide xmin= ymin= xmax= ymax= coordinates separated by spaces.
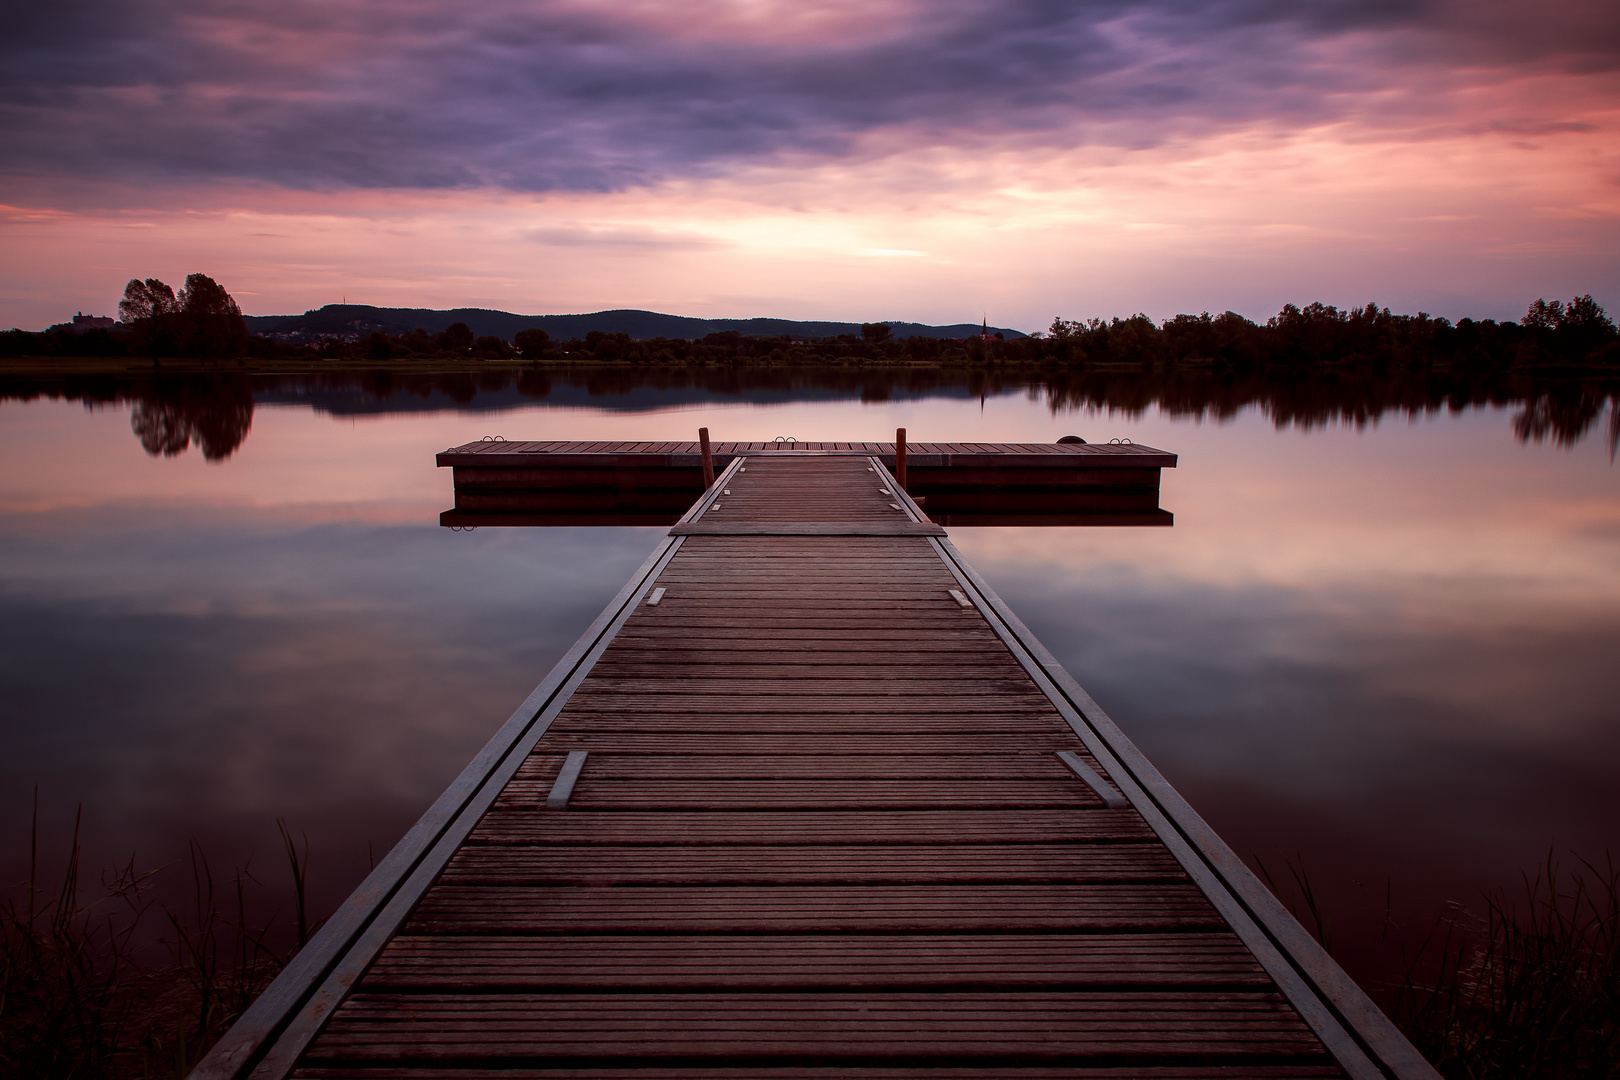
xmin=128 ymin=377 xmax=255 ymax=460
xmin=1 ymin=367 xmax=1615 ymax=460
xmin=85 ymin=368 xmax=1620 ymax=462
xmin=0 ymin=374 xmax=259 ymax=460
xmin=1512 ymin=387 xmax=1620 ymax=456
xmin=1033 ymin=367 xmax=1620 ymax=455
xmin=120 ymin=367 xmax=1620 ymax=462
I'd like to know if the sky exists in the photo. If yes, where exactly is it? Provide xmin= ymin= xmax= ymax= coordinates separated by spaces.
xmin=2 ymin=0 xmax=1618 ymax=331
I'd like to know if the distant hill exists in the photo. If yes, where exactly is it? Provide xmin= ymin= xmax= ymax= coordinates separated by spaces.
xmin=242 ymin=305 xmax=1027 ymax=341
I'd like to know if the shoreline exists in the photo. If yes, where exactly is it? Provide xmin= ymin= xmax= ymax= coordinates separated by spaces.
xmin=4 ymin=354 xmax=1620 ymax=379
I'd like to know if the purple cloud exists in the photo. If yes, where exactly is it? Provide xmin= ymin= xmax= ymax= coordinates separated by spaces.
xmin=2 ymin=0 xmax=1615 ymax=193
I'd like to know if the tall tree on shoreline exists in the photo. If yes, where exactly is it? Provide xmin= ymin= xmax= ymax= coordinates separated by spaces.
xmin=117 ymin=278 xmax=178 ymax=324
xmin=118 ymin=274 xmax=247 ymax=360
xmin=176 ymin=274 xmax=248 ymax=358
xmin=118 ymin=278 xmax=180 ymax=359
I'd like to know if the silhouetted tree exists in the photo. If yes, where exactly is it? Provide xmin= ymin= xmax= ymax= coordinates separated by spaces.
xmin=399 ymin=328 xmax=435 ymax=355
xmin=1524 ymin=295 xmax=1617 ymax=362
xmin=174 ymin=273 xmax=248 ymax=358
xmin=587 ymin=330 xmax=634 ymax=361
xmin=861 ymin=323 xmax=893 ymax=343
xmin=118 ymin=278 xmax=178 ymax=324
xmin=435 ymin=323 xmax=475 ymax=353
xmin=117 ymin=274 xmax=247 ymax=360
xmin=1522 ymin=299 xmax=1565 ymax=331
xmin=119 ymin=278 xmax=180 ymax=358
xmin=514 ymin=328 xmax=551 ymax=359
xmin=472 ymin=335 xmax=510 ymax=358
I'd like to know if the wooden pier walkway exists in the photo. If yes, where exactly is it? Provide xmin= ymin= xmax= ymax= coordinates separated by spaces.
xmin=194 ymin=453 xmax=1436 ymax=1079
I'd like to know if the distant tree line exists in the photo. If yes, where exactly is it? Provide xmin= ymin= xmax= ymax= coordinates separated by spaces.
xmin=1032 ymin=298 xmax=1618 ymax=371
xmin=4 ymin=279 xmax=1616 ymax=372
xmin=204 ymin=299 xmax=1620 ymax=370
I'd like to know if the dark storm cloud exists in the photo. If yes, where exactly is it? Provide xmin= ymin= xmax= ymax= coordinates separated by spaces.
xmin=1 ymin=0 xmax=1615 ymax=192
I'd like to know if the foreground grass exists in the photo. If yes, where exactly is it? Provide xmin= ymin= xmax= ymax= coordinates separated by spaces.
xmin=1 ymin=806 xmax=316 ymax=1079
xmin=1393 ymin=854 xmax=1620 ymax=1078
xmin=6 ymin=810 xmax=1617 ymax=1078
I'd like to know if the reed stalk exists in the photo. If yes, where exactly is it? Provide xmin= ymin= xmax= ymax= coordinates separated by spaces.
xmin=1393 ymin=851 xmax=1620 ymax=1079
xmin=1 ymin=795 xmax=319 ymax=1079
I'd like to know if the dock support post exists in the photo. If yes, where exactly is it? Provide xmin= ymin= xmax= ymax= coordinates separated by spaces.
xmin=699 ymin=427 xmax=714 ymax=489
xmin=895 ymin=427 xmax=907 ymax=489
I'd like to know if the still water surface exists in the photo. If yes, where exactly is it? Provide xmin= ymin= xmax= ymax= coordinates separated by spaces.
xmin=1 ymin=370 xmax=1617 ymax=1004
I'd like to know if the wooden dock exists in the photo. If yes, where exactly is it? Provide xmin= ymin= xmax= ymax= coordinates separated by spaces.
xmin=437 ymin=439 xmax=1175 ymax=527
xmin=194 ymin=452 xmax=1436 ymax=1079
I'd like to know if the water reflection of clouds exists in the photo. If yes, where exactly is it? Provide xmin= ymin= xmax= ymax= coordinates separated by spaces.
xmin=964 ymin=537 xmax=1620 ymax=991
xmin=955 ymin=413 xmax=1620 ymax=747
xmin=0 ymin=509 xmax=657 ymax=915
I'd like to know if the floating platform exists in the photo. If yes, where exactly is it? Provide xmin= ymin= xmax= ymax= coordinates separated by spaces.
xmin=436 ymin=439 xmax=1176 ymax=527
xmin=194 ymin=452 xmax=1435 ymax=1080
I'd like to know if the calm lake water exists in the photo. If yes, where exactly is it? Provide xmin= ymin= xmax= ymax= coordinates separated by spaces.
xmin=2 ymin=368 xmax=1617 ymax=1005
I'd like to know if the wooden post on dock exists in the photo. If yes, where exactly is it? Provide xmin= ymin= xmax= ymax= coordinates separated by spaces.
xmin=699 ymin=427 xmax=715 ymax=489
xmin=895 ymin=427 xmax=907 ymax=489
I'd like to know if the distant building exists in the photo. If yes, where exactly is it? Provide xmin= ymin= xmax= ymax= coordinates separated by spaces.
xmin=963 ymin=318 xmax=1001 ymax=345
xmin=71 ymin=312 xmax=117 ymax=332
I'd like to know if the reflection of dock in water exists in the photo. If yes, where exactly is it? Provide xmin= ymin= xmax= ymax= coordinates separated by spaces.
xmin=436 ymin=438 xmax=1176 ymax=527
xmin=195 ymin=448 xmax=1438 ymax=1080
